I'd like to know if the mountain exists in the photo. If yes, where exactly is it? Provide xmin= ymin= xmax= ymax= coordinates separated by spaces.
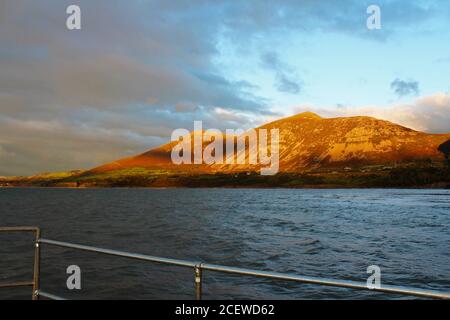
xmin=87 ymin=131 xmax=226 ymax=174
xmin=87 ymin=112 xmax=450 ymax=175
xmin=3 ymin=112 xmax=450 ymax=188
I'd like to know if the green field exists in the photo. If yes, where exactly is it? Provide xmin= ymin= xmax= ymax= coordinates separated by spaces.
xmin=2 ymin=161 xmax=449 ymax=189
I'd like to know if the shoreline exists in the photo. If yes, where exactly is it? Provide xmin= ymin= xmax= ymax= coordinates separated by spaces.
xmin=1 ymin=185 xmax=449 ymax=190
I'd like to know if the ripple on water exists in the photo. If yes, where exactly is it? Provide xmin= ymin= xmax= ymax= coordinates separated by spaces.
xmin=0 ymin=188 xmax=449 ymax=299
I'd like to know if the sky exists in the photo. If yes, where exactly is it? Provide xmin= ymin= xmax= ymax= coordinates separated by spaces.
xmin=1 ymin=0 xmax=450 ymax=175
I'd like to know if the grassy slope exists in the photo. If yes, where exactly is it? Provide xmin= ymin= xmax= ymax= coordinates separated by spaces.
xmin=2 ymin=161 xmax=449 ymax=188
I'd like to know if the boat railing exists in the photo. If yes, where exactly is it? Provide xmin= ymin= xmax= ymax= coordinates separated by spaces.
xmin=1 ymin=226 xmax=450 ymax=300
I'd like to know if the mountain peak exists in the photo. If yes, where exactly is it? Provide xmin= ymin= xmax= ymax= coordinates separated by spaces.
xmin=292 ymin=111 xmax=322 ymax=120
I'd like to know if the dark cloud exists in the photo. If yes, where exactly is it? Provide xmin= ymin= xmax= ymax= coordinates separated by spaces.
xmin=276 ymin=75 xmax=301 ymax=95
xmin=260 ymin=52 xmax=301 ymax=94
xmin=391 ymin=79 xmax=420 ymax=97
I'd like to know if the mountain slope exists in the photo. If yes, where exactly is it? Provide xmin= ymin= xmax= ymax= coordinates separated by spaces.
xmin=237 ymin=112 xmax=449 ymax=172
xmin=86 ymin=112 xmax=450 ymax=175
xmin=87 ymin=131 xmax=226 ymax=174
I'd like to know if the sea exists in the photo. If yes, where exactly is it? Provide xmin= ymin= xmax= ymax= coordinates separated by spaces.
xmin=0 ymin=188 xmax=449 ymax=299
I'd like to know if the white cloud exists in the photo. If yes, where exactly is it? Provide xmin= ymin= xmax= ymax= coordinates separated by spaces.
xmin=292 ymin=92 xmax=450 ymax=133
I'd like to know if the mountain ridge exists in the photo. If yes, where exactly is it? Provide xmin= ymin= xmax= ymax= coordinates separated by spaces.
xmin=2 ymin=112 xmax=450 ymax=188
xmin=87 ymin=111 xmax=450 ymax=175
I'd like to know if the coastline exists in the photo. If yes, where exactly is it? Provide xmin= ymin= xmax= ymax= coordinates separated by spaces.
xmin=2 ymin=165 xmax=449 ymax=189
xmin=1 ymin=184 xmax=449 ymax=190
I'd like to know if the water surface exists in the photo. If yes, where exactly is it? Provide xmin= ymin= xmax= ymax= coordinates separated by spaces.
xmin=0 ymin=188 xmax=449 ymax=299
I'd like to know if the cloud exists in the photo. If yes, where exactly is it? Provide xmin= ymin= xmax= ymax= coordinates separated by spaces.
xmin=391 ymin=79 xmax=420 ymax=97
xmin=293 ymin=92 xmax=450 ymax=133
xmin=260 ymin=52 xmax=301 ymax=94
xmin=212 ymin=107 xmax=247 ymax=124
xmin=0 ymin=0 xmax=448 ymax=175
xmin=218 ymin=0 xmax=442 ymax=45
xmin=0 ymin=1 xmax=272 ymax=175
xmin=174 ymin=102 xmax=198 ymax=113
xmin=276 ymin=75 xmax=301 ymax=95
xmin=0 ymin=116 xmax=154 ymax=175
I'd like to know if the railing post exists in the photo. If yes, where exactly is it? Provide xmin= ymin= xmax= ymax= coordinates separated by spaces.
xmin=32 ymin=228 xmax=41 ymax=300
xmin=194 ymin=264 xmax=202 ymax=300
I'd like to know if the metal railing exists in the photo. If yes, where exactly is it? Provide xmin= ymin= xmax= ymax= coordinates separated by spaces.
xmin=0 ymin=227 xmax=40 ymax=300
xmin=2 ymin=226 xmax=450 ymax=300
